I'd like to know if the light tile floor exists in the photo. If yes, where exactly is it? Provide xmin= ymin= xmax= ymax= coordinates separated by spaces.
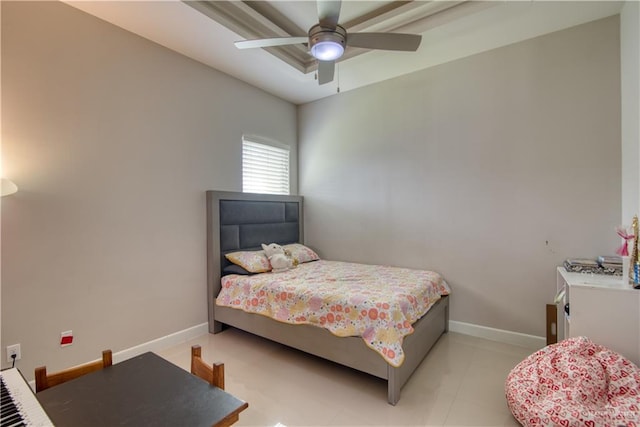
xmin=157 ymin=329 xmax=533 ymax=426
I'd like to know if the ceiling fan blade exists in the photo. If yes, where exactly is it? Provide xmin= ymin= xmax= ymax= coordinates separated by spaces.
xmin=317 ymin=60 xmax=335 ymax=85
xmin=235 ymin=36 xmax=308 ymax=50
xmin=347 ymin=33 xmax=422 ymax=52
xmin=317 ymin=0 xmax=341 ymax=29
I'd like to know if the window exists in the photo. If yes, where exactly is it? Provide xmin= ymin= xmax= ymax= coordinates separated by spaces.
xmin=242 ymin=137 xmax=290 ymax=195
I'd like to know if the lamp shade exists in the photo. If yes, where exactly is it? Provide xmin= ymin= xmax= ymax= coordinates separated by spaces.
xmin=1 ymin=178 xmax=18 ymax=197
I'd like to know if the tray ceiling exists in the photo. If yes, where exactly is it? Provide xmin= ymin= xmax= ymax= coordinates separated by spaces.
xmin=185 ymin=1 xmax=469 ymax=74
xmin=65 ymin=1 xmax=624 ymax=105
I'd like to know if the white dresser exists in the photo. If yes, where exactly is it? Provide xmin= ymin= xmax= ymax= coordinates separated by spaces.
xmin=557 ymin=267 xmax=640 ymax=366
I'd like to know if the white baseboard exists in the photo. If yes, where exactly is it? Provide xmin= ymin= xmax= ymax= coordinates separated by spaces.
xmin=113 ymin=322 xmax=209 ymax=363
xmin=449 ymin=320 xmax=546 ymax=350
xmin=27 ymin=323 xmax=210 ymax=389
xmin=116 ymin=321 xmax=543 ymax=362
xmin=26 ymin=321 xmax=538 ymax=389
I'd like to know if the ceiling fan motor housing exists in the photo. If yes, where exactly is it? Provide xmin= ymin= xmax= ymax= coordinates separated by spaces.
xmin=309 ymin=24 xmax=347 ymax=61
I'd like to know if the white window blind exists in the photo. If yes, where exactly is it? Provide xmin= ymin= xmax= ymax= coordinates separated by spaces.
xmin=242 ymin=139 xmax=290 ymax=195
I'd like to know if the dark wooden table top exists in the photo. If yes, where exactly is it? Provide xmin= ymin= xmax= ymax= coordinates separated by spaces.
xmin=36 ymin=352 xmax=248 ymax=427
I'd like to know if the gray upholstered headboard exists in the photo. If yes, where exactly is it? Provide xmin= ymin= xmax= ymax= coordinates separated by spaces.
xmin=206 ymin=190 xmax=304 ymax=333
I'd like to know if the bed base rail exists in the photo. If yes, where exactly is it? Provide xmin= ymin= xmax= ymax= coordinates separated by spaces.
xmin=214 ymin=295 xmax=449 ymax=405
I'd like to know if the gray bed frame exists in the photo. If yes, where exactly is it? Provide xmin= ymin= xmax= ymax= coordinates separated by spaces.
xmin=206 ymin=190 xmax=449 ymax=405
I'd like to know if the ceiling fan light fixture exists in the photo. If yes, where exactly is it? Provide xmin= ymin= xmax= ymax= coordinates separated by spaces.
xmin=309 ymin=24 xmax=346 ymax=61
xmin=311 ymin=40 xmax=344 ymax=61
xmin=233 ymin=2 xmax=422 ymax=86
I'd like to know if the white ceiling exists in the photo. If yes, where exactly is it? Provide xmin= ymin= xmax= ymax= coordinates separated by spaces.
xmin=65 ymin=1 xmax=623 ymax=105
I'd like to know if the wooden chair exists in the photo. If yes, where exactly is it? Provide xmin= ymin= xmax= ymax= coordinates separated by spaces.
xmin=191 ymin=345 xmax=225 ymax=389
xmin=35 ymin=349 xmax=113 ymax=392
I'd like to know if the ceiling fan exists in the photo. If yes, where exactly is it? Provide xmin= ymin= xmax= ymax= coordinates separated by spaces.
xmin=234 ymin=0 xmax=422 ymax=85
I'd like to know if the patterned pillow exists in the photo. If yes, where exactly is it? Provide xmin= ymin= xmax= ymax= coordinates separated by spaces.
xmin=283 ymin=244 xmax=320 ymax=264
xmin=222 ymin=264 xmax=251 ymax=276
xmin=224 ymin=251 xmax=271 ymax=273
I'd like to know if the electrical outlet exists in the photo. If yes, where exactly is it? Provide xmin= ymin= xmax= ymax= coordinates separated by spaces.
xmin=6 ymin=344 xmax=21 ymax=363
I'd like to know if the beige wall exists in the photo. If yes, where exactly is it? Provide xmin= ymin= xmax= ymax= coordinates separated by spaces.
xmin=299 ymin=16 xmax=621 ymax=337
xmin=0 ymin=1 xmax=297 ymax=375
xmin=620 ymin=0 xmax=640 ymax=365
xmin=621 ymin=1 xmax=640 ymax=223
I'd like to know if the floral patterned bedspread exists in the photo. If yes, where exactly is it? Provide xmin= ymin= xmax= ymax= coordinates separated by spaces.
xmin=216 ymin=260 xmax=450 ymax=367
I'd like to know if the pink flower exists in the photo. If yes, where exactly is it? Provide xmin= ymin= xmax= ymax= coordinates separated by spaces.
xmin=615 ymin=225 xmax=634 ymax=256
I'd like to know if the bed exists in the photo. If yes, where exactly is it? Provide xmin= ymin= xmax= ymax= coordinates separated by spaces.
xmin=206 ymin=190 xmax=450 ymax=405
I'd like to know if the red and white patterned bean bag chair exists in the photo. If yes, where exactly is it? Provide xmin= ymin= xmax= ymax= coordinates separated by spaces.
xmin=505 ymin=336 xmax=640 ymax=427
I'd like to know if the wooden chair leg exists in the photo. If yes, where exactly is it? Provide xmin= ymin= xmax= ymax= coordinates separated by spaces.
xmin=35 ymin=366 xmax=49 ymax=392
xmin=191 ymin=345 xmax=202 ymax=375
xmin=102 ymin=350 xmax=113 ymax=367
xmin=546 ymin=303 xmax=558 ymax=345
xmin=213 ymin=363 xmax=225 ymax=390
